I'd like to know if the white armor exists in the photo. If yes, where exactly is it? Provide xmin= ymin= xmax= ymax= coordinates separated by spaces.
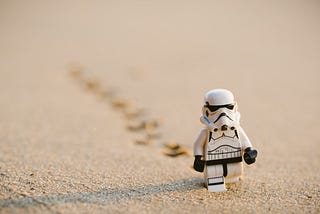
xmin=193 ymin=89 xmax=253 ymax=192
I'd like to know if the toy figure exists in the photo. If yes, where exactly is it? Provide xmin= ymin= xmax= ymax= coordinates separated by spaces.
xmin=193 ymin=89 xmax=257 ymax=192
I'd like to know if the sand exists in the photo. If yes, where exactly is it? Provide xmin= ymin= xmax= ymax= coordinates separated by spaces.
xmin=0 ymin=0 xmax=319 ymax=213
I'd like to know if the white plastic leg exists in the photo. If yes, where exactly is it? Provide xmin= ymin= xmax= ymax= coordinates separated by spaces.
xmin=207 ymin=176 xmax=227 ymax=192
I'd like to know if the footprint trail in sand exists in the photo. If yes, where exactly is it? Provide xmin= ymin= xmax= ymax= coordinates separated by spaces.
xmin=68 ymin=65 xmax=192 ymax=158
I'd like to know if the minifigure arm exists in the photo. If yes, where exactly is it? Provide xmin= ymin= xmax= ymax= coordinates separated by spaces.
xmin=238 ymin=126 xmax=252 ymax=150
xmin=193 ymin=128 xmax=207 ymax=156
xmin=238 ymin=126 xmax=257 ymax=165
xmin=193 ymin=128 xmax=207 ymax=172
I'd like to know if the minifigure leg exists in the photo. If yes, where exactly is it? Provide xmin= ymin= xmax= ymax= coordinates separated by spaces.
xmin=205 ymin=165 xmax=226 ymax=192
xmin=225 ymin=162 xmax=243 ymax=184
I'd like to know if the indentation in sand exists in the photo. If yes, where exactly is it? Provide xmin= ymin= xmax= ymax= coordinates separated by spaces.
xmin=68 ymin=65 xmax=191 ymax=157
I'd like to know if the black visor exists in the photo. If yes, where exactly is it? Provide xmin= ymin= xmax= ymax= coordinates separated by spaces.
xmin=204 ymin=103 xmax=235 ymax=112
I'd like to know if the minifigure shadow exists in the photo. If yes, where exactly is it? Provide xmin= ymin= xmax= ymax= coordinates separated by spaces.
xmin=0 ymin=177 xmax=204 ymax=209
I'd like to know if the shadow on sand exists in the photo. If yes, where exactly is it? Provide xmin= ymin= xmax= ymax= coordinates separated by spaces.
xmin=0 ymin=177 xmax=204 ymax=208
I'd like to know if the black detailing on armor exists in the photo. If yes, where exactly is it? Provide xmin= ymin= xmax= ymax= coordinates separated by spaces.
xmin=207 ymin=177 xmax=224 ymax=186
xmin=208 ymin=181 xmax=224 ymax=186
xmin=205 ymin=157 xmax=243 ymax=166
xmin=209 ymin=131 xmax=212 ymax=142
xmin=223 ymin=164 xmax=228 ymax=177
xmin=213 ymin=112 xmax=233 ymax=123
xmin=204 ymin=103 xmax=235 ymax=112
xmin=221 ymin=124 xmax=228 ymax=131
xmin=234 ymin=129 xmax=239 ymax=139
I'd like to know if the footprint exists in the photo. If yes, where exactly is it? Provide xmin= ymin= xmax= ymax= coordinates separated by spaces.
xmin=146 ymin=131 xmax=162 ymax=140
xmin=97 ymin=88 xmax=115 ymax=100
xmin=111 ymin=98 xmax=132 ymax=110
xmin=134 ymin=137 xmax=151 ymax=145
xmin=126 ymin=119 xmax=160 ymax=132
xmin=123 ymin=108 xmax=145 ymax=120
xmin=83 ymin=78 xmax=101 ymax=92
xmin=163 ymin=142 xmax=192 ymax=157
xmin=68 ymin=65 xmax=84 ymax=79
xmin=127 ymin=121 xmax=145 ymax=132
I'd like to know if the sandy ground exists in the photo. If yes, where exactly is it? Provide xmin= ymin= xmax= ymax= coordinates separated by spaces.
xmin=0 ymin=0 xmax=319 ymax=213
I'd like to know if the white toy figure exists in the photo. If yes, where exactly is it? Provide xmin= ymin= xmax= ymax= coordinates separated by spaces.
xmin=193 ymin=89 xmax=257 ymax=192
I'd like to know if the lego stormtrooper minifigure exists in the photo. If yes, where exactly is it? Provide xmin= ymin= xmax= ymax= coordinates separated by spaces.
xmin=193 ymin=89 xmax=257 ymax=192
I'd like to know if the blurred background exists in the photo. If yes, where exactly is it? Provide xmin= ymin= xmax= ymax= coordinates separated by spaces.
xmin=1 ymin=0 xmax=319 ymax=147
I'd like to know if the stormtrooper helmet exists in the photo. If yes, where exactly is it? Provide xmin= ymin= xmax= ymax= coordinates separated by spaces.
xmin=201 ymin=89 xmax=240 ymax=130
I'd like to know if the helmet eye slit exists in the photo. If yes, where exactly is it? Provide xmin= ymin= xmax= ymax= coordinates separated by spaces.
xmin=205 ymin=104 xmax=235 ymax=112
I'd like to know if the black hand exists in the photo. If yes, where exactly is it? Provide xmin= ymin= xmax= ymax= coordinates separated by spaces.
xmin=193 ymin=155 xmax=205 ymax=172
xmin=244 ymin=148 xmax=258 ymax=165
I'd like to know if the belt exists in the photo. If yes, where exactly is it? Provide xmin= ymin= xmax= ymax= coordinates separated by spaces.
xmin=205 ymin=157 xmax=243 ymax=166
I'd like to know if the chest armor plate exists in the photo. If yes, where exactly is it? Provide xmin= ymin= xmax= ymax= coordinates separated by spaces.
xmin=205 ymin=129 xmax=242 ymax=162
